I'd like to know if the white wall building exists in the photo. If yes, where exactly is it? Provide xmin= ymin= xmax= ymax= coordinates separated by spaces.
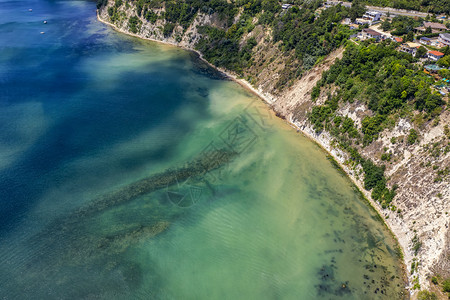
xmin=362 ymin=11 xmax=382 ymax=23
xmin=439 ymin=33 xmax=450 ymax=47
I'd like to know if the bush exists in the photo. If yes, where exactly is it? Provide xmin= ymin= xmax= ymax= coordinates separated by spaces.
xmin=145 ymin=10 xmax=158 ymax=23
xmin=407 ymin=129 xmax=418 ymax=145
xmin=443 ymin=279 xmax=450 ymax=292
xmin=412 ymin=234 xmax=422 ymax=255
xmin=362 ymin=159 xmax=385 ymax=191
xmin=311 ymin=85 xmax=321 ymax=101
xmin=381 ymin=152 xmax=391 ymax=161
xmin=128 ymin=16 xmax=141 ymax=34
xmin=417 ymin=290 xmax=437 ymax=300
xmin=163 ymin=23 xmax=176 ymax=37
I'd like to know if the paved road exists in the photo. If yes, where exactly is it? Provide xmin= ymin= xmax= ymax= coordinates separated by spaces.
xmin=366 ymin=5 xmax=431 ymax=18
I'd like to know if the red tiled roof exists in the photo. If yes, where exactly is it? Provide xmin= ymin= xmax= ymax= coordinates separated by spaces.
xmin=394 ymin=37 xmax=403 ymax=42
xmin=363 ymin=28 xmax=382 ymax=36
xmin=428 ymin=50 xmax=444 ymax=56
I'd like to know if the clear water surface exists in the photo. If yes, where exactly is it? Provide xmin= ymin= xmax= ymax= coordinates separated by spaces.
xmin=0 ymin=0 xmax=406 ymax=299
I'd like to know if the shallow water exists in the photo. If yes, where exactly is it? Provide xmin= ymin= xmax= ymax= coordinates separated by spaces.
xmin=0 ymin=0 xmax=406 ymax=299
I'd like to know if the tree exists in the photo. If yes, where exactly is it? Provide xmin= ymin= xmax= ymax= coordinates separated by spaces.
xmin=381 ymin=19 xmax=392 ymax=31
xmin=438 ymin=55 xmax=450 ymax=67
xmin=438 ymin=68 xmax=450 ymax=78
xmin=407 ymin=129 xmax=418 ymax=145
xmin=443 ymin=46 xmax=450 ymax=56
xmin=349 ymin=0 xmax=366 ymax=21
xmin=425 ymin=26 xmax=432 ymax=34
xmin=416 ymin=46 xmax=427 ymax=58
xmin=405 ymin=31 xmax=414 ymax=42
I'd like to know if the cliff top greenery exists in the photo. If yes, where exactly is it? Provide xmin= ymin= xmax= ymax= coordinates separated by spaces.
xmin=359 ymin=0 xmax=450 ymax=15
xmin=105 ymin=0 xmax=363 ymax=80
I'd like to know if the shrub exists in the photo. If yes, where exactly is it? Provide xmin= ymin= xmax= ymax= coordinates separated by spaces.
xmin=417 ymin=290 xmax=437 ymax=300
xmin=128 ymin=16 xmax=141 ymax=34
xmin=443 ymin=279 xmax=450 ymax=292
xmin=412 ymin=234 xmax=422 ymax=255
xmin=381 ymin=152 xmax=391 ymax=161
xmin=163 ymin=23 xmax=176 ymax=37
xmin=362 ymin=159 xmax=385 ymax=191
xmin=407 ymin=129 xmax=418 ymax=145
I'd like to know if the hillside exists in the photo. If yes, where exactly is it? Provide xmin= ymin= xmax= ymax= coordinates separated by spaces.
xmin=97 ymin=0 xmax=450 ymax=298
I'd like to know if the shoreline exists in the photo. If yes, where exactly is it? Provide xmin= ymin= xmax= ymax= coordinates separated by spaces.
xmin=96 ymin=10 xmax=410 ymax=293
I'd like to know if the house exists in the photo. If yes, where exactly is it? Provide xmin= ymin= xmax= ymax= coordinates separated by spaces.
xmin=399 ymin=42 xmax=420 ymax=56
xmin=355 ymin=18 xmax=371 ymax=25
xmin=419 ymin=37 xmax=432 ymax=45
xmin=393 ymin=37 xmax=403 ymax=43
xmin=415 ymin=22 xmax=448 ymax=33
xmin=281 ymin=4 xmax=292 ymax=9
xmin=427 ymin=50 xmax=445 ymax=61
xmin=341 ymin=18 xmax=351 ymax=25
xmin=362 ymin=11 xmax=382 ymax=23
xmin=439 ymin=33 xmax=450 ymax=47
xmin=324 ymin=1 xmax=352 ymax=8
xmin=360 ymin=28 xmax=383 ymax=41
xmin=355 ymin=11 xmax=382 ymax=25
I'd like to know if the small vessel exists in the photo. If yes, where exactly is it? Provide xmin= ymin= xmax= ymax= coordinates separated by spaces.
xmin=43 ymin=20 xmax=47 ymax=24
xmin=28 ymin=8 xmax=32 ymax=12
xmin=40 ymin=31 xmax=45 ymax=34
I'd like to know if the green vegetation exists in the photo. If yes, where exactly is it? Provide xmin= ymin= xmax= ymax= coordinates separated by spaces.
xmin=417 ymin=290 xmax=438 ymax=300
xmin=412 ymin=234 xmax=422 ymax=255
xmin=407 ymin=128 xmax=418 ymax=145
xmin=316 ymin=41 xmax=444 ymax=118
xmin=195 ymin=1 xmax=357 ymax=81
xmin=163 ymin=23 xmax=175 ymax=37
xmin=443 ymin=278 xmax=450 ymax=292
xmin=411 ymin=260 xmax=417 ymax=274
xmin=128 ymin=16 xmax=142 ymax=33
xmin=381 ymin=16 xmax=422 ymax=37
xmin=361 ymin=0 xmax=450 ymax=15
xmin=440 ymin=277 xmax=450 ymax=300
xmin=438 ymin=48 xmax=450 ymax=67
xmin=312 ymin=40 xmax=445 ymax=143
xmin=307 ymin=39 xmax=447 ymax=207
xmin=104 ymin=0 xmax=448 ymax=211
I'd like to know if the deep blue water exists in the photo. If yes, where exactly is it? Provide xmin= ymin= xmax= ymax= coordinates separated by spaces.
xmin=0 ymin=0 xmax=219 ymax=231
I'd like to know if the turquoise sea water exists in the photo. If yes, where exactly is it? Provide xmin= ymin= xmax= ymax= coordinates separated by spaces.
xmin=0 ymin=1 xmax=406 ymax=299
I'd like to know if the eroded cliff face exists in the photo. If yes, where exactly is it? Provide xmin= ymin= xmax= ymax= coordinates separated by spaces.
xmin=98 ymin=2 xmax=449 ymax=296
xmin=98 ymin=1 xmax=224 ymax=49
